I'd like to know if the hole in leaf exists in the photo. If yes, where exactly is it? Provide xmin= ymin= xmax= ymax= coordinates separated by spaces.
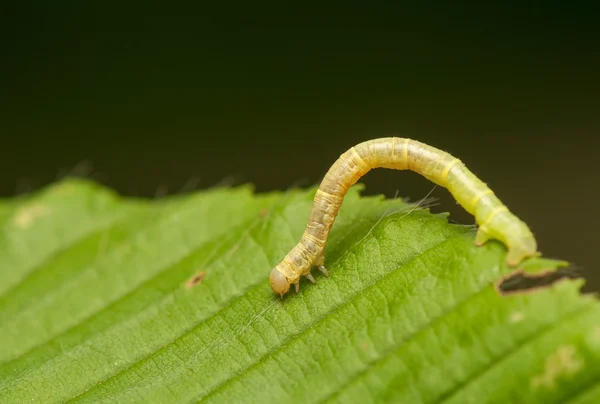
xmin=497 ymin=266 xmax=581 ymax=295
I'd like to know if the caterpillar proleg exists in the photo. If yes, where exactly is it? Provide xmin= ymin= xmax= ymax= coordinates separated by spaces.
xmin=269 ymin=137 xmax=538 ymax=297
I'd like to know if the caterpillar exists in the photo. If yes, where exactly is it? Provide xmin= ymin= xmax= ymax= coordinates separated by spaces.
xmin=269 ymin=137 xmax=538 ymax=297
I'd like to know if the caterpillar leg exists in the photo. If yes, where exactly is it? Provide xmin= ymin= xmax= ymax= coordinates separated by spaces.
xmin=474 ymin=228 xmax=490 ymax=246
xmin=314 ymin=254 xmax=330 ymax=277
xmin=317 ymin=265 xmax=329 ymax=277
xmin=474 ymin=211 xmax=537 ymax=267
xmin=304 ymin=272 xmax=316 ymax=283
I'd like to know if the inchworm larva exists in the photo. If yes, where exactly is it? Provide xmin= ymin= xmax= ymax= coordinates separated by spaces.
xmin=269 ymin=137 xmax=538 ymax=297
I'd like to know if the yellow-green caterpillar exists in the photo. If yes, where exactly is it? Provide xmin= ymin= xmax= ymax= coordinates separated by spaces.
xmin=269 ymin=137 xmax=538 ymax=297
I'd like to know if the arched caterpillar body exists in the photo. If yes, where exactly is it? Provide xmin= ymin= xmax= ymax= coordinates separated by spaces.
xmin=269 ymin=137 xmax=538 ymax=297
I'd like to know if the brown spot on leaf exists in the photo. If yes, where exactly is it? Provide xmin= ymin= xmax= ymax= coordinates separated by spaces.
xmin=186 ymin=271 xmax=207 ymax=288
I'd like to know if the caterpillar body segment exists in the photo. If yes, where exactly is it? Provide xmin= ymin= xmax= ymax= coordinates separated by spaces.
xmin=269 ymin=137 xmax=538 ymax=297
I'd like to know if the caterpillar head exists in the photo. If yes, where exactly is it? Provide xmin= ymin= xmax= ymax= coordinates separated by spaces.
xmin=269 ymin=267 xmax=291 ymax=297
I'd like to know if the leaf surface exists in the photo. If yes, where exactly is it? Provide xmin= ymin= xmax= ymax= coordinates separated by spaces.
xmin=0 ymin=179 xmax=597 ymax=403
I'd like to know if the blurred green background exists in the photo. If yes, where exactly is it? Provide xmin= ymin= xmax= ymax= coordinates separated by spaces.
xmin=1 ymin=4 xmax=597 ymax=289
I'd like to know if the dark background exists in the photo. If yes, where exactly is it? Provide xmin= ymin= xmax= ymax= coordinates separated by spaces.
xmin=1 ymin=4 xmax=598 ymax=289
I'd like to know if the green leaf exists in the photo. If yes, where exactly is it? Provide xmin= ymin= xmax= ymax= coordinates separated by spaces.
xmin=0 ymin=178 xmax=598 ymax=403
